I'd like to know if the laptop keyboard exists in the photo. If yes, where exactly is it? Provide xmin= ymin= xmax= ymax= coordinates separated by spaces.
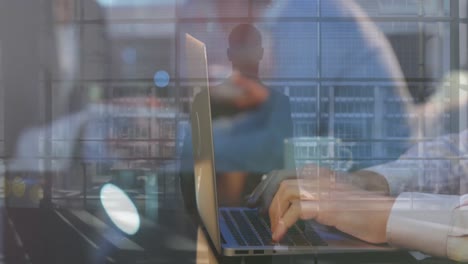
xmin=220 ymin=210 xmax=246 ymax=246
xmin=221 ymin=209 xmax=327 ymax=247
xmin=230 ymin=211 xmax=262 ymax=246
xmin=244 ymin=210 xmax=273 ymax=245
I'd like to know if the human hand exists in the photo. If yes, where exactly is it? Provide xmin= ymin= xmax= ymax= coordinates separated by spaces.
xmin=245 ymin=170 xmax=297 ymax=213
xmin=212 ymin=71 xmax=269 ymax=110
xmin=269 ymin=165 xmax=395 ymax=244
xmin=246 ymin=167 xmax=348 ymax=215
xmin=246 ymin=166 xmax=336 ymax=213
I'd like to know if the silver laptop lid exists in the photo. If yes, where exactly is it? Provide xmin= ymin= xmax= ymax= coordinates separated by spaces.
xmin=186 ymin=34 xmax=222 ymax=254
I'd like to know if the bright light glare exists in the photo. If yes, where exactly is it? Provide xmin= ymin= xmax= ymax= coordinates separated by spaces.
xmin=461 ymin=72 xmax=467 ymax=85
xmin=100 ymin=183 xmax=140 ymax=235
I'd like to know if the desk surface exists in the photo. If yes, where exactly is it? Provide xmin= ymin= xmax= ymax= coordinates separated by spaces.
xmin=4 ymin=204 xmax=456 ymax=264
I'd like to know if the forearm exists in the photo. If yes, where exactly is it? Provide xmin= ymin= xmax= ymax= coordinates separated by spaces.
xmin=338 ymin=170 xmax=390 ymax=194
xmin=334 ymin=196 xmax=395 ymax=244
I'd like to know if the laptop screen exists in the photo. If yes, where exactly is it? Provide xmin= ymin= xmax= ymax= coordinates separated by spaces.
xmin=186 ymin=34 xmax=222 ymax=254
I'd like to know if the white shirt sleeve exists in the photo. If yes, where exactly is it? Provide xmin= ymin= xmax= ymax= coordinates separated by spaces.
xmin=366 ymin=130 xmax=468 ymax=261
xmin=387 ymin=192 xmax=468 ymax=262
xmin=367 ymin=130 xmax=468 ymax=196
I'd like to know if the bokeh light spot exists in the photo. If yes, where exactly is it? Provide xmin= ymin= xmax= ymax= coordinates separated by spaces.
xmin=100 ymin=183 xmax=140 ymax=235
xmin=154 ymin=70 xmax=170 ymax=88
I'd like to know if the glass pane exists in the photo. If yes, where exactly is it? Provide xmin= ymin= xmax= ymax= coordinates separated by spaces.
xmin=90 ymin=0 xmax=177 ymax=20
xmin=260 ymin=0 xmax=319 ymax=18
xmin=323 ymin=0 xmax=450 ymax=17
xmin=1 ymin=0 xmax=467 ymax=263
xmin=178 ymin=0 xmax=249 ymax=19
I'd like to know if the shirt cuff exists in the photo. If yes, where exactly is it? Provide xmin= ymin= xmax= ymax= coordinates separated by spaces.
xmin=446 ymin=194 xmax=468 ymax=262
xmin=386 ymin=192 xmax=460 ymax=258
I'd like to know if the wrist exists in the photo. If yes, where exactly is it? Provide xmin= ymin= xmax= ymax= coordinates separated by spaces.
xmin=339 ymin=170 xmax=390 ymax=194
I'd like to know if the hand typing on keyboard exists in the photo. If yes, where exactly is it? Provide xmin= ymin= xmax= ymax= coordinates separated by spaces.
xmin=245 ymin=170 xmax=297 ymax=214
xmin=224 ymin=209 xmax=327 ymax=247
xmin=266 ymin=165 xmax=395 ymax=244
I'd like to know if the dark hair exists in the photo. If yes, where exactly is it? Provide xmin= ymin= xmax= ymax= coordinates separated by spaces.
xmin=228 ymin=24 xmax=262 ymax=50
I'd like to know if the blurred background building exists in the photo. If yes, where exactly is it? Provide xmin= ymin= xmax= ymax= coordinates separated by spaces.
xmin=0 ymin=0 xmax=467 ymax=206
xmin=0 ymin=0 xmax=467 ymax=263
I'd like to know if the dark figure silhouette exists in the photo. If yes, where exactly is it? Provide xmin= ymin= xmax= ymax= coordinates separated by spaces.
xmin=180 ymin=24 xmax=293 ymax=208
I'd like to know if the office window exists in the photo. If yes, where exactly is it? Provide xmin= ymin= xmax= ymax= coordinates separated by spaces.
xmin=1 ymin=1 xmax=467 ymax=262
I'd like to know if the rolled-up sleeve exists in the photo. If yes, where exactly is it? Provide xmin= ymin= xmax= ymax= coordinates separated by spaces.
xmin=387 ymin=193 xmax=468 ymax=262
xmin=366 ymin=130 xmax=468 ymax=261
xmin=367 ymin=130 xmax=468 ymax=196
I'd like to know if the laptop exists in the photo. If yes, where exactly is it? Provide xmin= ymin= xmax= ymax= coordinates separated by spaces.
xmin=186 ymin=33 xmax=395 ymax=257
